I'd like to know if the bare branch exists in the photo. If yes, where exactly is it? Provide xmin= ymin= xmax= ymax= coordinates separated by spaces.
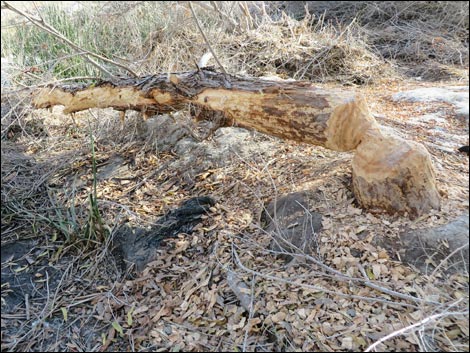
xmin=357 ymin=264 xmax=437 ymax=305
xmin=206 ymin=1 xmax=239 ymax=28
xmin=188 ymin=1 xmax=227 ymax=74
xmin=430 ymin=242 xmax=469 ymax=278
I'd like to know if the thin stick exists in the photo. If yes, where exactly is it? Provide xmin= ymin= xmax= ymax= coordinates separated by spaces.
xmin=364 ymin=309 xmax=467 ymax=352
xmin=123 ymin=160 xmax=172 ymax=196
xmin=25 ymin=294 xmax=30 ymax=321
xmin=430 ymin=242 xmax=469 ymax=278
xmin=231 ymin=245 xmax=418 ymax=309
xmin=188 ymin=1 xmax=227 ymax=74
xmin=242 ymin=274 xmax=256 ymax=352
xmin=357 ymin=264 xmax=437 ymax=305
xmin=194 ymin=1 xmax=239 ymax=27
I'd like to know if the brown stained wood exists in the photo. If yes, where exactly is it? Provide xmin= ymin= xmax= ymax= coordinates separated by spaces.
xmin=352 ymin=127 xmax=441 ymax=216
xmin=33 ymin=70 xmax=371 ymax=151
xmin=31 ymin=69 xmax=440 ymax=217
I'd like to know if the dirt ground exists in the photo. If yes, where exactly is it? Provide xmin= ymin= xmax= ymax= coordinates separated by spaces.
xmin=1 ymin=77 xmax=469 ymax=351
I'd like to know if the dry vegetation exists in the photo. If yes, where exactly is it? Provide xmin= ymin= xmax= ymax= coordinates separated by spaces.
xmin=1 ymin=1 xmax=469 ymax=352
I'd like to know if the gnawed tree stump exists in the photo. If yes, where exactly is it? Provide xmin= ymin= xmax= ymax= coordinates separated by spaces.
xmin=352 ymin=128 xmax=440 ymax=216
xmin=32 ymin=69 xmax=440 ymax=217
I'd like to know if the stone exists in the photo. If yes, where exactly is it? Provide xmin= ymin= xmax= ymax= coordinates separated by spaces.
xmin=261 ymin=191 xmax=323 ymax=260
xmin=399 ymin=213 xmax=469 ymax=274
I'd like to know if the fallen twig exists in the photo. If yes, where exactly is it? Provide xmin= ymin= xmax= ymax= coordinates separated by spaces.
xmin=231 ymin=244 xmax=419 ymax=309
xmin=365 ymin=305 xmax=467 ymax=352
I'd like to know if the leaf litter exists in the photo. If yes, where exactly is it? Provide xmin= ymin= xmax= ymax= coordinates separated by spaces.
xmin=1 ymin=81 xmax=468 ymax=352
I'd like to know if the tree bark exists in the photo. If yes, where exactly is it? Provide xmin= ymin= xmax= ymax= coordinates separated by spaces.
xmin=32 ymin=69 xmax=440 ymax=217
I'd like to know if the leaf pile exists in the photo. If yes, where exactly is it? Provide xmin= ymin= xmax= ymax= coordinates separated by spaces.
xmin=1 ymin=81 xmax=468 ymax=352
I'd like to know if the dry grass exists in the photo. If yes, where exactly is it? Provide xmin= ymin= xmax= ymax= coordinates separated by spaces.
xmin=1 ymin=1 xmax=469 ymax=352
xmin=300 ymin=1 xmax=469 ymax=80
xmin=3 ymin=1 xmax=467 ymax=86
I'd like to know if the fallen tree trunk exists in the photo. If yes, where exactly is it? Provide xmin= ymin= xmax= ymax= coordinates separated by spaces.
xmin=32 ymin=69 xmax=441 ymax=217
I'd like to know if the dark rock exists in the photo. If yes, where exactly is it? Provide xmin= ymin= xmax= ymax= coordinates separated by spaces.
xmin=458 ymin=145 xmax=469 ymax=155
xmin=261 ymin=191 xmax=323 ymax=260
xmin=112 ymin=196 xmax=215 ymax=273
xmin=346 ymin=308 xmax=356 ymax=318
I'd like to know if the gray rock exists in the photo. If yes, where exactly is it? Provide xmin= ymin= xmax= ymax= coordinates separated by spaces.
xmin=392 ymin=86 xmax=469 ymax=119
xmin=399 ymin=213 xmax=469 ymax=275
xmin=138 ymin=111 xmax=281 ymax=175
xmin=172 ymin=126 xmax=279 ymax=177
xmin=141 ymin=114 xmax=195 ymax=152
xmin=209 ymin=127 xmax=278 ymax=163
xmin=261 ymin=192 xmax=323 ymax=260
xmin=96 ymin=155 xmax=133 ymax=181
xmin=174 ymin=137 xmax=200 ymax=156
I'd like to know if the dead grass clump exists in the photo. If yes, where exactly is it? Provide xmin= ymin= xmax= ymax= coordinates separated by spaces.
xmin=1 ymin=90 xmax=33 ymax=141
xmin=137 ymin=8 xmax=390 ymax=84
xmin=1 ymin=1 xmax=393 ymax=85
xmin=300 ymin=1 xmax=469 ymax=80
xmin=221 ymin=13 xmax=389 ymax=84
xmin=2 ymin=1 xmax=467 ymax=84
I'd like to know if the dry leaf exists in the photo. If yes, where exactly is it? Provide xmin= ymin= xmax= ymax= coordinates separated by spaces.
xmin=271 ymin=311 xmax=287 ymax=323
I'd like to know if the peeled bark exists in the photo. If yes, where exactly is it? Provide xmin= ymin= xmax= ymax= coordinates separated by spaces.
xmin=32 ymin=69 xmax=440 ymax=217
